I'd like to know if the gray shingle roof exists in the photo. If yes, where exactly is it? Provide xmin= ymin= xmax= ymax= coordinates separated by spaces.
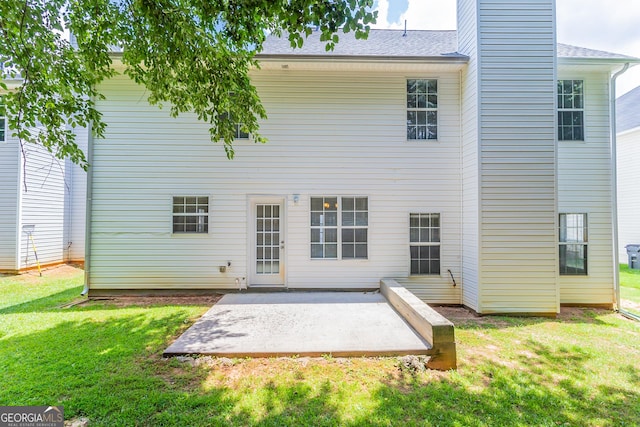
xmin=557 ymin=44 xmax=636 ymax=60
xmin=260 ymin=29 xmax=636 ymax=61
xmin=261 ymin=29 xmax=463 ymax=59
xmin=617 ymin=86 xmax=640 ymax=133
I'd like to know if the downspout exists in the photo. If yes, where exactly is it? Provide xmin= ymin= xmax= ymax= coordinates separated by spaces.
xmin=610 ymin=62 xmax=630 ymax=313
xmin=81 ymin=121 xmax=93 ymax=296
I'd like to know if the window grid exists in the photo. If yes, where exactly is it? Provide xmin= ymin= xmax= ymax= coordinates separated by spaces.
xmin=341 ymin=197 xmax=368 ymax=259
xmin=410 ymin=213 xmax=441 ymax=275
xmin=0 ymin=98 xmax=6 ymax=142
xmin=256 ymin=204 xmax=280 ymax=274
xmin=310 ymin=197 xmax=338 ymax=259
xmin=559 ymin=213 xmax=588 ymax=275
xmin=172 ymin=196 xmax=209 ymax=233
xmin=234 ymin=123 xmax=249 ymax=139
xmin=558 ymin=80 xmax=584 ymax=141
xmin=407 ymin=79 xmax=437 ymax=140
xmin=310 ymin=197 xmax=368 ymax=260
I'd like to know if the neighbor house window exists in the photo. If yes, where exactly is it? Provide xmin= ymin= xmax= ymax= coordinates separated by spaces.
xmin=407 ymin=79 xmax=437 ymax=140
xmin=172 ymin=196 xmax=209 ymax=233
xmin=559 ymin=213 xmax=587 ymax=275
xmin=558 ymin=80 xmax=584 ymax=141
xmin=311 ymin=197 xmax=368 ymax=259
xmin=410 ymin=213 xmax=440 ymax=275
xmin=0 ymin=97 xmax=6 ymax=142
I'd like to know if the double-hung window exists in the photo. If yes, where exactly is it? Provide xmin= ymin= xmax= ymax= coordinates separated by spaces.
xmin=0 ymin=97 xmax=6 ymax=142
xmin=559 ymin=213 xmax=587 ymax=275
xmin=407 ymin=79 xmax=437 ymax=140
xmin=172 ymin=197 xmax=209 ymax=233
xmin=558 ymin=80 xmax=584 ymax=141
xmin=234 ymin=123 xmax=249 ymax=139
xmin=410 ymin=213 xmax=441 ymax=275
xmin=310 ymin=197 xmax=368 ymax=259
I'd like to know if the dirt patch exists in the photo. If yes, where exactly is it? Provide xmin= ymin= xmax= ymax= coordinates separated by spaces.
xmin=90 ymin=295 xmax=222 ymax=307
xmin=621 ymin=298 xmax=640 ymax=313
xmin=432 ymin=306 xmax=514 ymax=328
xmin=1 ymin=264 xmax=84 ymax=285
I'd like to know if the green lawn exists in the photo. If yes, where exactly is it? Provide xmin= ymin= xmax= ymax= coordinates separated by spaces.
xmin=1 ymin=267 xmax=639 ymax=426
xmin=620 ymin=264 xmax=640 ymax=317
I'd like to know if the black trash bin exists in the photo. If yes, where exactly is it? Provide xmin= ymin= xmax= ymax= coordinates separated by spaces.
xmin=625 ymin=245 xmax=640 ymax=269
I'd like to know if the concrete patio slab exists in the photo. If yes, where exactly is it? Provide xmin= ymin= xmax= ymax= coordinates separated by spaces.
xmin=164 ymin=291 xmax=432 ymax=357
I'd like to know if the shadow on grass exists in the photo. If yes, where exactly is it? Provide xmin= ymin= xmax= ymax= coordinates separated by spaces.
xmin=2 ymin=307 xmax=638 ymax=426
xmin=367 ymin=340 xmax=638 ymax=426
xmin=442 ymin=307 xmax=612 ymax=330
xmin=0 ymin=286 xmax=85 ymax=314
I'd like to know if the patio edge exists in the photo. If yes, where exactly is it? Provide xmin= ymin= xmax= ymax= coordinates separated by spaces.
xmin=380 ymin=279 xmax=457 ymax=370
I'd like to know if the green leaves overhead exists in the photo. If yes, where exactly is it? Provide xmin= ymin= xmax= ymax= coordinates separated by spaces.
xmin=0 ymin=0 xmax=377 ymax=167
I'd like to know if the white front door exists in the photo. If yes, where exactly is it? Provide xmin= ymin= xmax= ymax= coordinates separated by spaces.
xmin=249 ymin=198 xmax=285 ymax=286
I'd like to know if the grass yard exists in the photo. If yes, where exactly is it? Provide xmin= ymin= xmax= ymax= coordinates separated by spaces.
xmin=1 ymin=266 xmax=639 ymax=426
xmin=620 ymin=264 xmax=640 ymax=317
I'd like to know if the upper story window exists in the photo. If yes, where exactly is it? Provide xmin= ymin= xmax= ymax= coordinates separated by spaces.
xmin=558 ymin=80 xmax=584 ymax=141
xmin=410 ymin=213 xmax=441 ymax=275
xmin=234 ymin=123 xmax=249 ymax=139
xmin=172 ymin=196 xmax=209 ymax=233
xmin=0 ymin=98 xmax=6 ymax=142
xmin=407 ymin=79 xmax=437 ymax=140
xmin=559 ymin=213 xmax=587 ymax=275
xmin=310 ymin=196 xmax=368 ymax=259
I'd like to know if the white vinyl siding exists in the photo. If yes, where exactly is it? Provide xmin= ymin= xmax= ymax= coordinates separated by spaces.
xmin=457 ymin=0 xmax=481 ymax=312
xmin=65 ymin=125 xmax=88 ymax=262
xmin=19 ymin=143 xmax=68 ymax=269
xmin=558 ymin=70 xmax=614 ymax=305
xmin=89 ymin=70 xmax=462 ymax=303
xmin=476 ymin=0 xmax=558 ymax=313
xmin=617 ymin=128 xmax=640 ymax=259
xmin=0 ymin=126 xmax=19 ymax=271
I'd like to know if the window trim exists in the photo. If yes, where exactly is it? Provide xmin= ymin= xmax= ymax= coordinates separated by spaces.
xmin=406 ymin=78 xmax=438 ymax=141
xmin=0 ymin=97 xmax=6 ymax=143
xmin=557 ymin=79 xmax=585 ymax=142
xmin=310 ymin=196 xmax=369 ymax=260
xmin=171 ymin=196 xmax=210 ymax=234
xmin=234 ymin=122 xmax=249 ymax=140
xmin=559 ymin=213 xmax=588 ymax=276
xmin=409 ymin=213 xmax=442 ymax=276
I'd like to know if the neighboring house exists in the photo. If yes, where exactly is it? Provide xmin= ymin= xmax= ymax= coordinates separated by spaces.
xmin=83 ymin=0 xmax=638 ymax=314
xmin=616 ymin=85 xmax=640 ymax=260
xmin=0 ymin=89 xmax=87 ymax=273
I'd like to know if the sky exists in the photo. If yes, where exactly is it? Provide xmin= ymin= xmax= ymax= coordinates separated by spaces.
xmin=372 ymin=0 xmax=640 ymax=97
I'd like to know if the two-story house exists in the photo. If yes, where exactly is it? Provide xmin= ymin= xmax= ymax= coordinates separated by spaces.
xmin=9 ymin=0 xmax=636 ymax=315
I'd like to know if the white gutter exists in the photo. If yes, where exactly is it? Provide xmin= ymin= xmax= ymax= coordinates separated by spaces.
xmin=610 ymin=62 xmax=630 ymax=312
xmin=81 ymin=121 xmax=93 ymax=296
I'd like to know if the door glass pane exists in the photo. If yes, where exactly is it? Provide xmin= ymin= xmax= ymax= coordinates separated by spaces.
xmin=256 ymin=204 xmax=281 ymax=275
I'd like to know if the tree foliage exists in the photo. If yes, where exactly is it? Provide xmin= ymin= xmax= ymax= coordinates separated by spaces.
xmin=0 ymin=0 xmax=376 ymax=168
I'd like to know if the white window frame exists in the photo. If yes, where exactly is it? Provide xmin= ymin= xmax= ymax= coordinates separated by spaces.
xmin=0 ymin=97 xmax=6 ymax=143
xmin=559 ymin=213 xmax=588 ymax=275
xmin=310 ymin=196 xmax=368 ymax=260
xmin=409 ymin=213 xmax=441 ymax=275
xmin=172 ymin=196 xmax=209 ymax=234
xmin=234 ymin=123 xmax=249 ymax=139
xmin=406 ymin=79 xmax=438 ymax=141
xmin=558 ymin=79 xmax=584 ymax=141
